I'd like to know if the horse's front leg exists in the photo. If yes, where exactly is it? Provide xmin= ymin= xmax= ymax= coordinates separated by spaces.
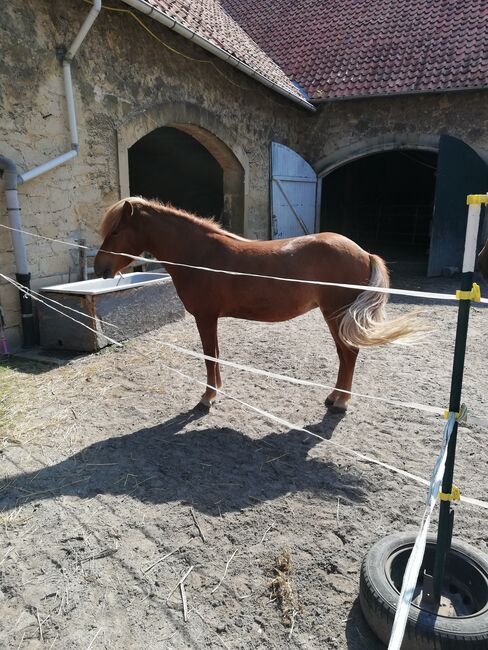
xmin=195 ymin=315 xmax=220 ymax=408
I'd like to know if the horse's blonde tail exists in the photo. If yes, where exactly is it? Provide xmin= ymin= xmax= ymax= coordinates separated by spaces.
xmin=338 ymin=254 xmax=425 ymax=348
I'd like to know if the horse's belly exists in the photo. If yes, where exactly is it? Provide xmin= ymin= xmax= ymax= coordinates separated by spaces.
xmin=177 ymin=279 xmax=319 ymax=321
xmin=223 ymin=300 xmax=317 ymax=322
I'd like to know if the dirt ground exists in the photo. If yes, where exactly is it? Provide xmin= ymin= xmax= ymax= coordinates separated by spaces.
xmin=1 ymin=275 xmax=487 ymax=649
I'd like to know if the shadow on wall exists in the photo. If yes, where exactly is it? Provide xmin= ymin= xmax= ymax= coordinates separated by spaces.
xmin=0 ymin=408 xmax=368 ymax=516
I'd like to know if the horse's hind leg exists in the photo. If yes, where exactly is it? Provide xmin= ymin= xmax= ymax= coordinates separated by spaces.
xmin=323 ymin=313 xmax=359 ymax=413
xmin=215 ymin=339 xmax=222 ymax=389
xmin=195 ymin=315 xmax=220 ymax=408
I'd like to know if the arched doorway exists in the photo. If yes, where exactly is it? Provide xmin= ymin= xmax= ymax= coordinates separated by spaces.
xmin=126 ymin=123 xmax=245 ymax=234
xmin=320 ymin=150 xmax=438 ymax=272
xmin=129 ymin=127 xmax=223 ymax=219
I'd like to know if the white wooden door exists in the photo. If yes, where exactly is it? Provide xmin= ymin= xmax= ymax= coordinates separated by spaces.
xmin=270 ymin=142 xmax=319 ymax=239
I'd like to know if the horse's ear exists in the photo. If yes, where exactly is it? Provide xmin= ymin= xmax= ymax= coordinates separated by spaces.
xmin=122 ymin=200 xmax=134 ymax=219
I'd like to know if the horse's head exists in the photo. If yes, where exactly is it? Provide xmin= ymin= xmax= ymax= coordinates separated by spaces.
xmin=479 ymin=239 xmax=488 ymax=282
xmin=94 ymin=198 xmax=146 ymax=278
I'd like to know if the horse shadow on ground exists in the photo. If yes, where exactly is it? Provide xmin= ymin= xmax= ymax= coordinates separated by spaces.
xmin=0 ymin=408 xmax=368 ymax=516
xmin=345 ymin=598 xmax=385 ymax=649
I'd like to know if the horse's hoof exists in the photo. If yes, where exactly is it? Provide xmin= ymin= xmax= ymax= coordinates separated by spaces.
xmin=196 ymin=401 xmax=210 ymax=413
xmin=328 ymin=403 xmax=348 ymax=414
xmin=197 ymin=397 xmax=214 ymax=411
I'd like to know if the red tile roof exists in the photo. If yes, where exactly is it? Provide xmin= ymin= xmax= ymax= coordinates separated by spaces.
xmin=221 ymin=0 xmax=488 ymax=100
xmin=123 ymin=0 xmax=311 ymax=105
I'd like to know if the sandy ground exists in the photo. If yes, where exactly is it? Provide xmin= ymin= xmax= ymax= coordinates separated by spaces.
xmin=0 ymin=275 xmax=487 ymax=649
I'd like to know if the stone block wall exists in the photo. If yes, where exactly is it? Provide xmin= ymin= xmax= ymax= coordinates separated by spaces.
xmin=299 ymin=91 xmax=488 ymax=172
xmin=1 ymin=0 xmax=486 ymax=349
xmin=0 ymin=0 xmax=303 ymax=349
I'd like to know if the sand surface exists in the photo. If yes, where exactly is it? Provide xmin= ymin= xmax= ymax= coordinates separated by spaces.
xmin=1 ymin=275 xmax=487 ymax=649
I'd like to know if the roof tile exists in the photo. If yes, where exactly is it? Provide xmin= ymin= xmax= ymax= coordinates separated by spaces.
xmin=128 ymin=0 xmax=308 ymax=102
xmin=222 ymin=0 xmax=488 ymax=99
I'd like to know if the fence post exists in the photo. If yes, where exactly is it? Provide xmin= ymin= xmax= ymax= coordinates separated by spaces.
xmin=432 ymin=194 xmax=486 ymax=603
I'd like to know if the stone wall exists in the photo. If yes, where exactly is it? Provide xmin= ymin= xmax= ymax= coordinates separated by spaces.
xmin=1 ymin=0 xmax=486 ymax=349
xmin=0 ymin=0 xmax=304 ymax=348
xmin=299 ymin=90 xmax=488 ymax=173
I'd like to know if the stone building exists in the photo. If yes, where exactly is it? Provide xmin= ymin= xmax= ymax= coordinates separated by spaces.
xmin=1 ymin=0 xmax=487 ymax=349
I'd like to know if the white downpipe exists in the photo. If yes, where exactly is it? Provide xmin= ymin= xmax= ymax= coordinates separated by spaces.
xmin=17 ymin=0 xmax=101 ymax=184
xmin=66 ymin=0 xmax=101 ymax=60
xmin=19 ymin=150 xmax=78 ymax=184
xmin=120 ymin=0 xmax=314 ymax=111
xmin=5 ymin=188 xmax=29 ymax=276
xmin=0 ymin=0 xmax=101 ymax=347
xmin=63 ymin=60 xmax=79 ymax=148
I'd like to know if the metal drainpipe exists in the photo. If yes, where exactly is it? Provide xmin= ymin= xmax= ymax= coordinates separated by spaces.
xmin=0 ymin=155 xmax=36 ymax=347
xmin=0 ymin=0 xmax=101 ymax=347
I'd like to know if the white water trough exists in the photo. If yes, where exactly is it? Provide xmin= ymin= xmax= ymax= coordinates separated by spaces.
xmin=38 ymin=272 xmax=185 ymax=352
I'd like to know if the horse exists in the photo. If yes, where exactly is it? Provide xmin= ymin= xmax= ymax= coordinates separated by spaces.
xmin=479 ymin=239 xmax=488 ymax=281
xmin=94 ymin=197 xmax=420 ymax=413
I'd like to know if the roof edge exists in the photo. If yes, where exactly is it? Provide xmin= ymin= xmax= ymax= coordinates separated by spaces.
xmin=311 ymin=85 xmax=488 ymax=103
xmin=120 ymin=0 xmax=315 ymax=111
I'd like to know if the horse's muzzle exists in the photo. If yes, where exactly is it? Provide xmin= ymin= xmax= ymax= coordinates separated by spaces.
xmin=93 ymin=258 xmax=114 ymax=280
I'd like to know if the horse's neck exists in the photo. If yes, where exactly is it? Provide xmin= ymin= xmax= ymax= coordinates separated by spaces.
xmin=143 ymin=208 xmax=213 ymax=262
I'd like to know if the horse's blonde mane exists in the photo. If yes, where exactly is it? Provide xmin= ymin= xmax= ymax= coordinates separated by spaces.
xmin=99 ymin=198 xmax=133 ymax=239
xmin=99 ymin=196 xmax=246 ymax=240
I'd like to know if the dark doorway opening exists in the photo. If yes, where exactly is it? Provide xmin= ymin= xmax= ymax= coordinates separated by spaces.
xmin=321 ymin=150 xmax=437 ymax=271
xmin=129 ymin=126 xmax=224 ymax=220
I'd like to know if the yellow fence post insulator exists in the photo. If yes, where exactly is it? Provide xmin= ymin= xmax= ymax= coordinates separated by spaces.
xmin=466 ymin=193 xmax=488 ymax=205
xmin=439 ymin=485 xmax=461 ymax=502
xmin=456 ymin=283 xmax=481 ymax=302
xmin=443 ymin=403 xmax=468 ymax=423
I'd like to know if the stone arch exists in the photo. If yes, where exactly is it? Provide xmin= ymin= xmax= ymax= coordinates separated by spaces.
xmin=314 ymin=134 xmax=439 ymax=177
xmin=117 ymin=102 xmax=248 ymax=233
xmin=316 ymin=134 xmax=440 ymax=266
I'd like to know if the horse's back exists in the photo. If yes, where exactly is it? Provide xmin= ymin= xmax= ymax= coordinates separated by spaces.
xmin=228 ymin=231 xmax=371 ymax=282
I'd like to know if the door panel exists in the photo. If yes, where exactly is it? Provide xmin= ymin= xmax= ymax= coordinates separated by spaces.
xmin=270 ymin=142 xmax=318 ymax=239
xmin=428 ymin=135 xmax=488 ymax=276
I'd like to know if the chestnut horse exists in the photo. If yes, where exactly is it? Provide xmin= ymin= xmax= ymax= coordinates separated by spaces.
xmin=94 ymin=198 xmax=419 ymax=412
xmin=479 ymin=239 xmax=488 ymax=281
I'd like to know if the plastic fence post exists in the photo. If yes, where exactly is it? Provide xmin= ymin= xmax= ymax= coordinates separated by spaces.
xmin=432 ymin=198 xmax=483 ymax=603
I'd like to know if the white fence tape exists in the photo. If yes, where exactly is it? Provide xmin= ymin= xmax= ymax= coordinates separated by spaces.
xmin=1 ymin=223 xmax=487 ymax=304
xmin=158 ymin=341 xmax=445 ymax=416
xmin=2 ymin=272 xmax=487 ymax=511
xmin=145 ymin=355 xmax=488 ymax=510
xmin=5 ymin=273 xmax=488 ymax=428
xmin=3 ymin=272 xmax=488 ymax=432
xmin=388 ymin=412 xmax=457 ymax=650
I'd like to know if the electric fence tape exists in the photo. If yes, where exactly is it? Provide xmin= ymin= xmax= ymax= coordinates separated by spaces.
xmin=3 ymin=271 xmax=488 ymax=431
xmin=1 ymin=272 xmax=487 ymax=511
xmin=387 ymin=412 xmax=459 ymax=648
xmin=1 ymin=223 xmax=487 ymax=304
